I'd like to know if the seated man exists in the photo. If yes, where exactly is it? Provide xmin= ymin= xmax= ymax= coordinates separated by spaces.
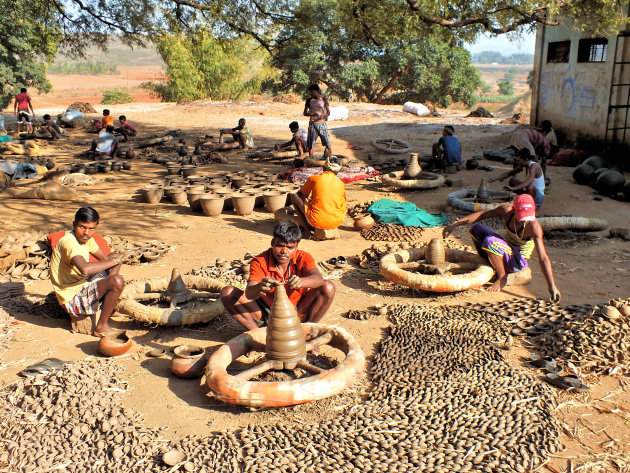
xmin=541 ymin=120 xmax=559 ymax=156
xmin=89 ymin=125 xmax=119 ymax=157
xmin=203 ymin=118 xmax=254 ymax=151
xmin=290 ymin=156 xmax=347 ymax=236
xmin=220 ymin=221 xmax=335 ymax=330
xmin=431 ymin=125 xmax=461 ymax=170
xmin=114 ymin=115 xmax=137 ymax=142
xmin=275 ymin=121 xmax=307 ymax=159
xmin=49 ymin=206 xmax=125 ymax=336
xmin=490 ymin=148 xmax=545 ymax=208
xmin=443 ymin=194 xmax=560 ymax=300
xmin=42 ymin=114 xmax=62 ymax=140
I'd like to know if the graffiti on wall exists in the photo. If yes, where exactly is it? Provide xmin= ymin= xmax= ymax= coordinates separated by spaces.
xmin=539 ymin=66 xmax=603 ymax=123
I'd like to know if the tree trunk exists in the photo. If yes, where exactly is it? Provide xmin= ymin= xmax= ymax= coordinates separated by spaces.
xmin=373 ymin=68 xmax=405 ymax=104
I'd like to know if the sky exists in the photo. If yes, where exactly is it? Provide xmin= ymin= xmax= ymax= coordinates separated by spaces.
xmin=465 ymin=31 xmax=537 ymax=55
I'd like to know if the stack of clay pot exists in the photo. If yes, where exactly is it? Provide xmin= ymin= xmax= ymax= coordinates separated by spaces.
xmin=143 ymin=169 xmax=301 ymax=217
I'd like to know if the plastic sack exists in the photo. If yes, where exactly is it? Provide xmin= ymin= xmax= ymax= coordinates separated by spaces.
xmin=402 ymin=102 xmax=430 ymax=116
xmin=328 ymin=106 xmax=349 ymax=121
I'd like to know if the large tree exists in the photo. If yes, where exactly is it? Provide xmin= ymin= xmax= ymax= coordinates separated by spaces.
xmin=265 ymin=0 xmax=481 ymax=105
xmin=0 ymin=0 xmax=61 ymax=109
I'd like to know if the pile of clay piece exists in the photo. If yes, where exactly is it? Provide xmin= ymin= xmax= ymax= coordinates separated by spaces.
xmin=103 ymin=236 xmax=172 ymax=265
xmin=186 ymin=254 xmax=254 ymax=287
xmin=0 ymin=232 xmax=49 ymax=281
xmin=360 ymin=223 xmax=425 ymax=242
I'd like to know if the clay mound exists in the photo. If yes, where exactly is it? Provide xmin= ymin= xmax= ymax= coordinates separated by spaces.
xmin=67 ymin=102 xmax=97 ymax=114
xmin=272 ymin=93 xmax=302 ymax=104
xmin=466 ymin=107 xmax=494 ymax=118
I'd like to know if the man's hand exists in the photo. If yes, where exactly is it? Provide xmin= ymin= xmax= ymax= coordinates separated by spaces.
xmin=442 ymin=224 xmax=459 ymax=238
xmin=549 ymin=285 xmax=561 ymax=303
xmin=287 ymin=275 xmax=302 ymax=290
xmin=259 ymin=277 xmax=276 ymax=294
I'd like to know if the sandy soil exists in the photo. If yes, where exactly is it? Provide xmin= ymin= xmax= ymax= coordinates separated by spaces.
xmin=1 ymin=99 xmax=630 ymax=472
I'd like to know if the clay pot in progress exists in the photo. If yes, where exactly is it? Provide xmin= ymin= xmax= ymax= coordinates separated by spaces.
xmin=143 ymin=186 xmax=163 ymax=204
xmin=171 ymin=345 xmax=206 ymax=378
xmin=98 ymin=331 xmax=133 ymax=357
xmin=426 ymin=238 xmax=446 ymax=265
xmin=403 ymin=153 xmax=422 ymax=179
xmin=200 ymin=195 xmax=225 ymax=216
xmin=232 ymin=194 xmax=256 ymax=216
xmin=264 ymin=191 xmax=288 ymax=213
xmin=353 ymin=214 xmax=375 ymax=231
xmin=265 ymin=283 xmax=306 ymax=368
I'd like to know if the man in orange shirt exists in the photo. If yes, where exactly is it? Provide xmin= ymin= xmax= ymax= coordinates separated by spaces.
xmin=220 ymin=221 xmax=335 ymax=330
xmin=291 ymin=156 xmax=346 ymax=236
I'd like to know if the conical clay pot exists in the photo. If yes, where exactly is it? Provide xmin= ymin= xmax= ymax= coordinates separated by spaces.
xmin=232 ymin=194 xmax=256 ymax=216
xmin=263 ymin=191 xmax=288 ymax=213
xmin=425 ymin=238 xmax=446 ymax=265
xmin=98 ymin=331 xmax=133 ymax=357
xmin=265 ymin=283 xmax=306 ymax=368
xmin=353 ymin=214 xmax=375 ymax=231
xmin=403 ymin=153 xmax=422 ymax=179
xmin=200 ymin=195 xmax=224 ymax=216
xmin=476 ymin=178 xmax=491 ymax=203
xmin=171 ymin=345 xmax=207 ymax=378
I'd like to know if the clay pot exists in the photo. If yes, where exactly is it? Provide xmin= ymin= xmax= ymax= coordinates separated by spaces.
xmin=188 ymin=176 xmax=205 ymax=185
xmin=266 ymin=283 xmax=306 ymax=367
xmin=232 ymin=194 xmax=256 ymax=216
xmin=111 ymin=162 xmax=122 ymax=172
xmin=98 ymin=331 xmax=132 ymax=357
xmin=231 ymin=177 xmax=248 ymax=189
xmin=187 ymin=191 xmax=205 ymax=212
xmin=170 ymin=190 xmax=188 ymax=205
xmin=86 ymin=165 xmax=98 ymax=175
xmin=403 ymin=153 xmax=422 ymax=179
xmin=264 ymin=191 xmax=288 ymax=213
xmin=122 ymin=161 xmax=132 ymax=170
xmin=171 ymin=345 xmax=206 ymax=378
xmin=143 ymin=186 xmax=163 ymax=204
xmin=166 ymin=165 xmax=181 ymax=176
xmin=181 ymin=165 xmax=197 ymax=178
xmin=353 ymin=214 xmax=375 ymax=231
xmin=206 ymin=184 xmax=229 ymax=192
xmin=200 ymin=195 xmax=224 ymax=216
xmin=595 ymin=170 xmax=625 ymax=196
xmin=98 ymin=163 xmax=109 ymax=173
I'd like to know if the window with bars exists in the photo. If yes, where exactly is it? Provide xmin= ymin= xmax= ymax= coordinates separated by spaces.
xmin=546 ymin=41 xmax=571 ymax=63
xmin=577 ymin=38 xmax=608 ymax=62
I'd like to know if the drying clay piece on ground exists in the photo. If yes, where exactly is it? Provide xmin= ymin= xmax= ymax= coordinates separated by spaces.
xmin=6 ymin=181 xmax=93 ymax=202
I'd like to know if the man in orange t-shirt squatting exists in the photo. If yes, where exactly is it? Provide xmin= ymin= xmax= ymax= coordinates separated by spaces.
xmin=220 ymin=221 xmax=335 ymax=330
xmin=290 ymin=155 xmax=347 ymax=236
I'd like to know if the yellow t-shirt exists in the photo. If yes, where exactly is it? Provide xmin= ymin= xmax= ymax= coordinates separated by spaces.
xmin=300 ymin=171 xmax=347 ymax=229
xmin=50 ymin=232 xmax=99 ymax=304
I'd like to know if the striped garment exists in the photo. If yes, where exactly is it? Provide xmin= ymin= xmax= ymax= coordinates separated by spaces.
xmin=307 ymin=122 xmax=331 ymax=150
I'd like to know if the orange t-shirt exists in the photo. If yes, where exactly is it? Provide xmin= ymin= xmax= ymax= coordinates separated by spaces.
xmin=102 ymin=115 xmax=114 ymax=128
xmin=248 ymin=248 xmax=317 ymax=308
xmin=300 ymin=171 xmax=346 ymax=229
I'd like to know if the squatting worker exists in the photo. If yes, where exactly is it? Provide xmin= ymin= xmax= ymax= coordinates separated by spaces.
xmin=275 ymin=121 xmax=308 ymax=159
xmin=443 ymin=194 xmax=560 ymax=301
xmin=431 ymin=125 xmax=462 ymax=170
xmin=220 ymin=221 xmax=335 ymax=330
xmin=304 ymin=84 xmax=332 ymax=157
xmin=291 ymin=156 xmax=347 ymax=235
xmin=50 ymin=207 xmax=125 ymax=336
xmin=490 ymin=148 xmax=545 ymax=208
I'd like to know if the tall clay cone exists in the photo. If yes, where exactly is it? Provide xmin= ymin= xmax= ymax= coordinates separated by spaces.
xmin=166 ymin=268 xmax=187 ymax=298
xmin=477 ymin=178 xmax=491 ymax=203
xmin=265 ymin=283 xmax=306 ymax=365
xmin=426 ymin=238 xmax=446 ymax=265
xmin=403 ymin=153 xmax=422 ymax=179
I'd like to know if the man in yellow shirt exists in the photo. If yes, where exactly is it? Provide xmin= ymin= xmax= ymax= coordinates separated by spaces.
xmin=50 ymin=207 xmax=125 ymax=336
xmin=291 ymin=156 xmax=347 ymax=236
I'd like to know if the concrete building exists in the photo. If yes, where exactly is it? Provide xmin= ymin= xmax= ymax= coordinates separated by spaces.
xmin=531 ymin=16 xmax=630 ymax=145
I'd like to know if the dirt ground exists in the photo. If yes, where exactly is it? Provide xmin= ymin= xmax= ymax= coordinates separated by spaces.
xmin=1 ymin=98 xmax=630 ymax=472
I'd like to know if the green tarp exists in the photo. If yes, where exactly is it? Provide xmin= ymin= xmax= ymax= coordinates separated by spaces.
xmin=367 ymin=199 xmax=447 ymax=227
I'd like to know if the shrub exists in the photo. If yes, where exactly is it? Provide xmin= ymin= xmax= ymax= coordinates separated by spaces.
xmin=101 ymin=89 xmax=135 ymax=105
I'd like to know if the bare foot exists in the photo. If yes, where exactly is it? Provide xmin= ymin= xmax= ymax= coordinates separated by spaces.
xmin=487 ymin=276 xmax=508 ymax=292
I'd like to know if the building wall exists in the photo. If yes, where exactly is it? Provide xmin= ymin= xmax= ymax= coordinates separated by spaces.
xmin=531 ymin=20 xmax=615 ymax=141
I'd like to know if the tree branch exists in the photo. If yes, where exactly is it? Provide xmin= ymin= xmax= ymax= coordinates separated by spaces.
xmin=374 ymin=66 xmax=405 ymax=104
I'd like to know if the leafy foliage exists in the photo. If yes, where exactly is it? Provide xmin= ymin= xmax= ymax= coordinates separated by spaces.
xmin=101 ymin=89 xmax=135 ymax=104
xmin=527 ymin=70 xmax=535 ymax=89
xmin=497 ymin=78 xmax=515 ymax=95
xmin=0 ymin=0 xmax=61 ymax=109
xmin=143 ymin=32 xmax=274 ymax=102
xmin=263 ymin=0 xmax=481 ymax=106
xmin=48 ymin=61 xmax=120 ymax=75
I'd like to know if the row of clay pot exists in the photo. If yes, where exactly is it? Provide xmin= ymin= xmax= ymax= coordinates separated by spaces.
xmin=72 ymin=161 xmax=132 ymax=174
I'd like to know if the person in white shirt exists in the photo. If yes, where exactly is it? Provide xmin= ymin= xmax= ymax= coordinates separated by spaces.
xmin=276 ymin=121 xmax=308 ymax=158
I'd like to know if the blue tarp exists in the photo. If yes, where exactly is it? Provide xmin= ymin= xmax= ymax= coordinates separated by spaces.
xmin=367 ymin=199 xmax=447 ymax=227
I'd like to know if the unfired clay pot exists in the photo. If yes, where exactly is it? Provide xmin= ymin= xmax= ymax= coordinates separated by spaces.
xmin=187 ymin=191 xmax=205 ymax=212
xmin=181 ymin=165 xmax=197 ymax=178
xmin=200 ymin=195 xmax=224 ymax=216
xmin=170 ymin=190 xmax=188 ymax=205
xmin=231 ymin=177 xmax=248 ymax=189
xmin=232 ymin=194 xmax=256 ymax=216
xmin=353 ymin=214 xmax=375 ymax=231
xmin=171 ymin=345 xmax=206 ymax=378
xmin=264 ymin=191 xmax=288 ymax=213
xmin=98 ymin=331 xmax=132 ymax=357
xmin=143 ymin=186 xmax=163 ymax=204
